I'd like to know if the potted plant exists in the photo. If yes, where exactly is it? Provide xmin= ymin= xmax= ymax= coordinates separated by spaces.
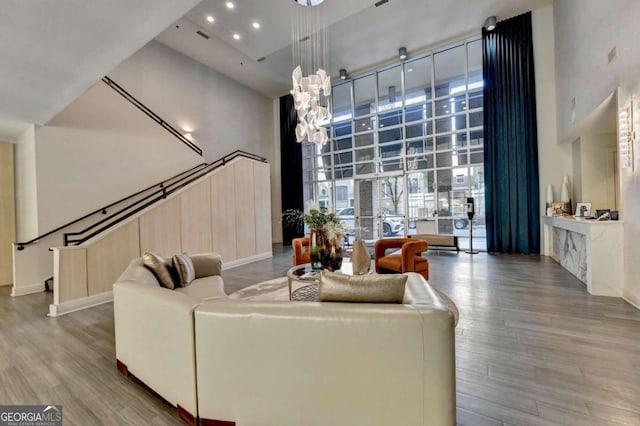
xmin=283 ymin=201 xmax=346 ymax=271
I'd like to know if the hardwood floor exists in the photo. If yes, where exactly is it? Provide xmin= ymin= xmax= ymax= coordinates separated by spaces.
xmin=1 ymin=246 xmax=639 ymax=425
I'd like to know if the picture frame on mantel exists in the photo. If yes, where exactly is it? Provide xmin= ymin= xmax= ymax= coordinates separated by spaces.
xmin=551 ymin=202 xmax=565 ymax=215
xmin=575 ymin=202 xmax=592 ymax=217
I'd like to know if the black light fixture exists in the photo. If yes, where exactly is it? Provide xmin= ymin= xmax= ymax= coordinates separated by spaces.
xmin=484 ymin=16 xmax=497 ymax=31
xmin=398 ymin=47 xmax=407 ymax=60
xmin=339 ymin=69 xmax=348 ymax=80
xmin=294 ymin=0 xmax=325 ymax=5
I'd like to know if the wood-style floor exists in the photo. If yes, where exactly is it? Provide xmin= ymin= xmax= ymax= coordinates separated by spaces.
xmin=1 ymin=246 xmax=639 ymax=425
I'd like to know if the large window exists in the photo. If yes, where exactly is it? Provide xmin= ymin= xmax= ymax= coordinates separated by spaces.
xmin=302 ymin=37 xmax=485 ymax=247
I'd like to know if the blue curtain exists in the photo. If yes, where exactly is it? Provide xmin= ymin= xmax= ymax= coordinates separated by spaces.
xmin=483 ymin=12 xmax=540 ymax=254
xmin=280 ymin=94 xmax=304 ymax=245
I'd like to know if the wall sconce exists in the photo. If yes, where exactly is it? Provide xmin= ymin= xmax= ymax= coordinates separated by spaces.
xmin=398 ymin=47 xmax=407 ymax=61
xmin=619 ymin=102 xmax=635 ymax=170
xmin=339 ymin=69 xmax=348 ymax=80
xmin=484 ymin=16 xmax=497 ymax=31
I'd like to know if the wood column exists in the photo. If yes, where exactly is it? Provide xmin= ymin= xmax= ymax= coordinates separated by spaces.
xmin=0 ymin=142 xmax=15 ymax=286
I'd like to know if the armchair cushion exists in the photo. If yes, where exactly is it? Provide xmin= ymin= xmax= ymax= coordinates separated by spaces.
xmin=319 ymin=270 xmax=407 ymax=303
xmin=374 ymin=238 xmax=429 ymax=280
xmin=292 ymin=236 xmax=311 ymax=266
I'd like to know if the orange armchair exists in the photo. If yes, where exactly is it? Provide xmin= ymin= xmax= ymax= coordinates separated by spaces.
xmin=374 ymin=238 xmax=429 ymax=280
xmin=292 ymin=236 xmax=311 ymax=266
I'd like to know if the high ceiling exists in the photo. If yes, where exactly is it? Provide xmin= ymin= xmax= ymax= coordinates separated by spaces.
xmin=0 ymin=0 xmax=551 ymax=141
xmin=156 ymin=0 xmax=552 ymax=98
xmin=0 ymin=0 xmax=201 ymax=141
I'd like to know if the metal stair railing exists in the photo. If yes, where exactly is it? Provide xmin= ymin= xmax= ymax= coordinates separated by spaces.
xmin=63 ymin=150 xmax=266 ymax=246
xmin=15 ymin=150 xmax=266 ymax=250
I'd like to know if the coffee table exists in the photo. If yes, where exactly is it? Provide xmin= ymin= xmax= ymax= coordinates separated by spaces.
xmin=286 ymin=261 xmax=370 ymax=300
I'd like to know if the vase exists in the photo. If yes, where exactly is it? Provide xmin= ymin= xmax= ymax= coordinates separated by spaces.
xmin=321 ymin=236 xmax=344 ymax=272
xmin=351 ymin=238 xmax=370 ymax=275
xmin=309 ymin=229 xmax=324 ymax=270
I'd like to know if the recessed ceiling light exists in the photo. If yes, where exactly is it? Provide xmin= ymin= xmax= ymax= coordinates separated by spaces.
xmin=252 ymin=22 xmax=260 ymax=29
xmin=233 ymin=33 xmax=241 ymax=40
xmin=407 ymin=68 xmax=413 ymax=73
xmin=184 ymin=132 xmax=192 ymax=139
xmin=206 ymin=15 xmax=214 ymax=23
xmin=226 ymin=1 xmax=235 ymax=9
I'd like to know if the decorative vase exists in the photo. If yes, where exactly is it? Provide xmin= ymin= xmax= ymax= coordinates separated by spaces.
xmin=351 ymin=239 xmax=370 ymax=275
xmin=546 ymin=184 xmax=554 ymax=216
xmin=321 ymin=236 xmax=344 ymax=272
xmin=309 ymin=229 xmax=325 ymax=270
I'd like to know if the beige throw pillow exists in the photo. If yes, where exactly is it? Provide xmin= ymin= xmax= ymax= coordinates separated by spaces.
xmin=142 ymin=252 xmax=177 ymax=290
xmin=173 ymin=253 xmax=196 ymax=287
xmin=319 ymin=270 xmax=407 ymax=303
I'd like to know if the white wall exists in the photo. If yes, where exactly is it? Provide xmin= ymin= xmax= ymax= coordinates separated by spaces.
xmin=34 ymin=82 xmax=203 ymax=233
xmin=572 ymin=133 xmax=617 ymax=210
xmin=533 ymin=5 xmax=572 ymax=252
xmin=32 ymin=40 xmax=275 ymax=235
xmin=109 ymin=41 xmax=274 ymax=163
xmin=554 ymin=0 xmax=640 ymax=139
xmin=554 ymin=0 xmax=640 ymax=307
xmin=14 ymin=125 xmax=39 ymax=241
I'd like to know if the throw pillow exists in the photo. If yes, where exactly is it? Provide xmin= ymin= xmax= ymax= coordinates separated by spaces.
xmin=319 ymin=270 xmax=407 ymax=303
xmin=173 ymin=253 xmax=196 ymax=287
xmin=142 ymin=252 xmax=178 ymax=290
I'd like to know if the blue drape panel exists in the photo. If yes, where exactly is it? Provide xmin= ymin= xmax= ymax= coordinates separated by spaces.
xmin=483 ymin=12 xmax=540 ymax=254
xmin=280 ymin=94 xmax=304 ymax=245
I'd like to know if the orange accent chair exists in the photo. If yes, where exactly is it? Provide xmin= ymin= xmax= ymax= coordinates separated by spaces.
xmin=292 ymin=236 xmax=311 ymax=266
xmin=374 ymin=238 xmax=429 ymax=280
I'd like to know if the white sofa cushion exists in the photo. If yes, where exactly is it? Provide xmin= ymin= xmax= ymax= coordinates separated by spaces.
xmin=193 ymin=273 xmax=456 ymax=425
xmin=174 ymin=275 xmax=226 ymax=300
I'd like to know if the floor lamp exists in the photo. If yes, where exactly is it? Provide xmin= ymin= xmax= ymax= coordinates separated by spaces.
xmin=465 ymin=197 xmax=479 ymax=254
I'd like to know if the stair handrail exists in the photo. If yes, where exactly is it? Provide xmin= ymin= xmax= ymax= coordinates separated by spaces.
xmin=101 ymin=76 xmax=203 ymax=156
xmin=63 ymin=150 xmax=266 ymax=246
xmin=14 ymin=163 xmax=208 ymax=250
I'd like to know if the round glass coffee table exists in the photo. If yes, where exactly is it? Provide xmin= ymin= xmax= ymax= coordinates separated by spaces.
xmin=286 ymin=261 xmax=370 ymax=300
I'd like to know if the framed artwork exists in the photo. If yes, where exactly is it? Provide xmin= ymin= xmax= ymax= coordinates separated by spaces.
xmin=551 ymin=202 xmax=565 ymax=215
xmin=575 ymin=202 xmax=592 ymax=217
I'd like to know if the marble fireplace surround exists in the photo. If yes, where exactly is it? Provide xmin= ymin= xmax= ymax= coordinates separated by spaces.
xmin=542 ymin=216 xmax=624 ymax=297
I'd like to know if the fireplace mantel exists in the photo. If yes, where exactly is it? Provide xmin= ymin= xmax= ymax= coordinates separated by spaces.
xmin=542 ymin=216 xmax=624 ymax=297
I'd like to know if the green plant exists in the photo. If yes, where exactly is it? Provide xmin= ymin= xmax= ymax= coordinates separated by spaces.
xmin=282 ymin=202 xmax=345 ymax=240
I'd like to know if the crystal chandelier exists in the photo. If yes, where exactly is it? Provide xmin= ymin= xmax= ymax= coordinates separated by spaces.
xmin=291 ymin=0 xmax=331 ymax=146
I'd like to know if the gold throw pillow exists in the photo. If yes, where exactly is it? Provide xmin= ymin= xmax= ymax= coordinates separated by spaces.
xmin=142 ymin=252 xmax=177 ymax=289
xmin=319 ymin=270 xmax=407 ymax=303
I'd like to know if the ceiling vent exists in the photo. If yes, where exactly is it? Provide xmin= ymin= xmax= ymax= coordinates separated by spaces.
xmin=196 ymin=30 xmax=210 ymax=40
xmin=375 ymin=0 xmax=389 ymax=7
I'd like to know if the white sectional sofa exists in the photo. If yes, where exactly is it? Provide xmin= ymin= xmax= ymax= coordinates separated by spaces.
xmin=113 ymin=254 xmax=456 ymax=426
xmin=113 ymin=253 xmax=226 ymax=424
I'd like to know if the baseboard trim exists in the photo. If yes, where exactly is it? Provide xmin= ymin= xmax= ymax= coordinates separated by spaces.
xmin=223 ymin=251 xmax=272 ymax=269
xmin=48 ymin=291 xmax=113 ymax=317
xmin=622 ymin=295 xmax=640 ymax=311
xmin=116 ymin=359 xmax=129 ymax=376
xmin=177 ymin=405 xmax=197 ymax=426
xmin=11 ymin=282 xmax=45 ymax=297
xmin=200 ymin=418 xmax=236 ymax=426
